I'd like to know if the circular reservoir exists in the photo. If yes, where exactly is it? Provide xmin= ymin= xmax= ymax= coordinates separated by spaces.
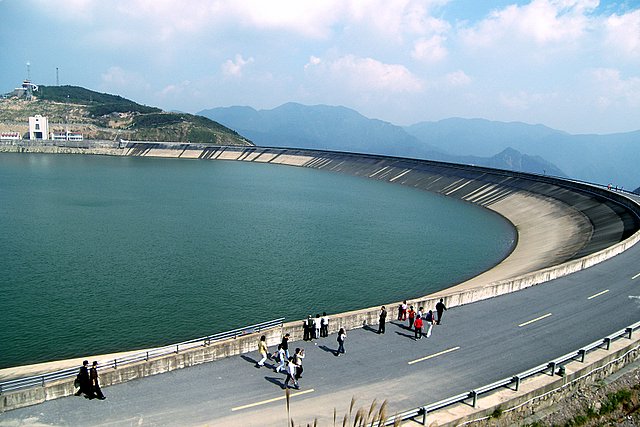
xmin=0 ymin=153 xmax=516 ymax=368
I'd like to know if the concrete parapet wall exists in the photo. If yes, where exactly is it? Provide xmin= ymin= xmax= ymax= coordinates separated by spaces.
xmin=1 ymin=141 xmax=639 ymax=414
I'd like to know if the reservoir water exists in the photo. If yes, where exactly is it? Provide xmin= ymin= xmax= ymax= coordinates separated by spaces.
xmin=0 ymin=153 xmax=516 ymax=368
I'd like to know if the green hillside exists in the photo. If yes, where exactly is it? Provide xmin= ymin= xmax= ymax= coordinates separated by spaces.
xmin=1 ymin=85 xmax=253 ymax=146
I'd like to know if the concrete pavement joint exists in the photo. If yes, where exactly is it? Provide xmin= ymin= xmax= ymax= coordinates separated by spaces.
xmin=518 ymin=313 xmax=552 ymax=327
xmin=408 ymin=347 xmax=460 ymax=365
xmin=587 ymin=289 xmax=610 ymax=299
xmin=231 ymin=388 xmax=315 ymax=412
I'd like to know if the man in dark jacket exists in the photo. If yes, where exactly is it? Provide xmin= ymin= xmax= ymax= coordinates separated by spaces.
xmin=378 ymin=306 xmax=387 ymax=334
xmin=74 ymin=360 xmax=92 ymax=398
xmin=436 ymin=298 xmax=447 ymax=325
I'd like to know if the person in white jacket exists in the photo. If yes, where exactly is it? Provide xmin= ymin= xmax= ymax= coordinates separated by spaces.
xmin=274 ymin=344 xmax=287 ymax=373
xmin=284 ymin=357 xmax=299 ymax=389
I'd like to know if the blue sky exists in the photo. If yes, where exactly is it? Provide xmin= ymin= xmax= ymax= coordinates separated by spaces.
xmin=1 ymin=0 xmax=638 ymax=134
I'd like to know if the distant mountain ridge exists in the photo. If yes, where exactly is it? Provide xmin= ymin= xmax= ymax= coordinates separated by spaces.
xmin=405 ymin=118 xmax=639 ymax=189
xmin=199 ymin=103 xmax=566 ymax=177
xmin=200 ymin=103 xmax=442 ymax=159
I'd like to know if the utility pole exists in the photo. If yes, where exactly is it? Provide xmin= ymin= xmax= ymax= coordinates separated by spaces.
xmin=56 ymin=67 xmax=59 ymax=86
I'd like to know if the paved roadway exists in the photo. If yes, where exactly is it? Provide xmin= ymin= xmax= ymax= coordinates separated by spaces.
xmin=2 ymin=231 xmax=640 ymax=426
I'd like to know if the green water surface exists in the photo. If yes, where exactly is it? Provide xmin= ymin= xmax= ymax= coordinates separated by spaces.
xmin=0 ymin=153 xmax=515 ymax=368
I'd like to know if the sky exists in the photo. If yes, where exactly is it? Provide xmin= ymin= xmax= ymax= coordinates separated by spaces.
xmin=1 ymin=0 xmax=639 ymax=134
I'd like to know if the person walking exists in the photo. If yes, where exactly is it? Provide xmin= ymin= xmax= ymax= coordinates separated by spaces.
xmin=336 ymin=328 xmax=346 ymax=356
xmin=256 ymin=335 xmax=269 ymax=368
xmin=425 ymin=310 xmax=435 ymax=338
xmin=436 ymin=298 xmax=447 ymax=325
xmin=378 ymin=306 xmax=387 ymax=334
xmin=408 ymin=305 xmax=416 ymax=329
xmin=281 ymin=333 xmax=291 ymax=359
xmin=320 ymin=312 xmax=329 ymax=337
xmin=293 ymin=348 xmax=305 ymax=380
xmin=284 ymin=356 xmax=299 ymax=389
xmin=414 ymin=315 xmax=424 ymax=340
xmin=274 ymin=344 xmax=287 ymax=373
xmin=90 ymin=361 xmax=106 ymax=400
xmin=74 ymin=360 xmax=92 ymax=398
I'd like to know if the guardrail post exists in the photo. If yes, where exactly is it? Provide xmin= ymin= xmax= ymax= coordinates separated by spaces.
xmin=548 ymin=362 xmax=556 ymax=376
xmin=114 ymin=359 xmax=118 ymax=369
xmin=146 ymin=352 xmax=149 ymax=361
xmin=579 ymin=349 xmax=586 ymax=362
xmin=626 ymin=327 xmax=633 ymax=339
xmin=513 ymin=375 xmax=520 ymax=391
xmin=420 ymin=406 xmax=427 ymax=425
xmin=41 ymin=376 xmax=45 ymax=387
xmin=604 ymin=337 xmax=611 ymax=350
xmin=176 ymin=344 xmax=179 ymax=354
xmin=471 ymin=390 xmax=478 ymax=408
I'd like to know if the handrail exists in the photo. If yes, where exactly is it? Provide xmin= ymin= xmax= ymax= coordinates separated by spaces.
xmin=372 ymin=320 xmax=640 ymax=426
xmin=0 ymin=317 xmax=284 ymax=395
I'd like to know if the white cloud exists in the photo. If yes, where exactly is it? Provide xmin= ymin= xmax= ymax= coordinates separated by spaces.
xmin=445 ymin=70 xmax=471 ymax=87
xmin=347 ymin=0 xmax=449 ymax=41
xmin=499 ymin=90 xmax=557 ymax=110
xmin=159 ymin=80 xmax=192 ymax=97
xmin=590 ymin=68 xmax=640 ymax=108
xmin=306 ymin=54 xmax=424 ymax=93
xmin=100 ymin=66 xmax=150 ymax=93
xmin=461 ymin=0 xmax=598 ymax=48
xmin=412 ymin=35 xmax=448 ymax=62
xmin=221 ymin=55 xmax=255 ymax=78
xmin=604 ymin=10 xmax=640 ymax=59
xmin=101 ymin=66 xmax=130 ymax=87
xmin=31 ymin=0 xmax=95 ymax=20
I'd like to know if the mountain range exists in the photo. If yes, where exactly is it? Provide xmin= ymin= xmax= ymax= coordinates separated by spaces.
xmin=199 ymin=103 xmax=638 ymax=190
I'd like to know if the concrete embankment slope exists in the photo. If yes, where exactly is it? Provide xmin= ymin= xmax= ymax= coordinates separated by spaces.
xmin=1 ymin=141 xmax=639 ymax=413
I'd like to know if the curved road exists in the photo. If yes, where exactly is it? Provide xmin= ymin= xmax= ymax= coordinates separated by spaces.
xmin=2 ymin=197 xmax=639 ymax=426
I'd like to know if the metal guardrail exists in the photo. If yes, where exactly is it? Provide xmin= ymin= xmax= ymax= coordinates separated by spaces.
xmin=370 ymin=319 xmax=640 ymax=426
xmin=0 ymin=317 xmax=284 ymax=395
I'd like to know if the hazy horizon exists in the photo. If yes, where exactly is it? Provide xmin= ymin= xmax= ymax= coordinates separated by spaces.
xmin=1 ymin=0 xmax=639 ymax=135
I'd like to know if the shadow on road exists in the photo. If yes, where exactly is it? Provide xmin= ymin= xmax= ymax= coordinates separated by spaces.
xmin=395 ymin=331 xmax=415 ymax=340
xmin=264 ymin=376 xmax=285 ymax=389
xmin=240 ymin=355 xmax=257 ymax=365
xmin=318 ymin=345 xmax=337 ymax=356
xmin=363 ymin=324 xmax=378 ymax=334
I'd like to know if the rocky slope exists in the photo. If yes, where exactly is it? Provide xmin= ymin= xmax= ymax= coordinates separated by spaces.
xmin=0 ymin=85 xmax=252 ymax=146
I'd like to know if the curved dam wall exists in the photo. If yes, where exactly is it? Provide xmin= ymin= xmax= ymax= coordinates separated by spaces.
xmin=2 ymin=141 xmax=640 ymax=412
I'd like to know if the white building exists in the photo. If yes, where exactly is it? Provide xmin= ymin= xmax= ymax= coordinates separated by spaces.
xmin=51 ymin=131 xmax=83 ymax=141
xmin=28 ymin=115 xmax=49 ymax=140
xmin=0 ymin=132 xmax=21 ymax=142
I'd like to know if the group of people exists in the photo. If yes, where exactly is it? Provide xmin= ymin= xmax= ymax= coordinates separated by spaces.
xmin=74 ymin=360 xmax=106 ymax=400
xmin=302 ymin=312 xmax=330 ymax=341
xmin=254 ymin=299 xmax=448 ymax=389
xmin=399 ymin=298 xmax=447 ymax=340
xmin=256 ymin=333 xmax=307 ymax=389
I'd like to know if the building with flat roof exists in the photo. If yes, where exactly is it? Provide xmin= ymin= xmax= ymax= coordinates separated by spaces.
xmin=29 ymin=115 xmax=49 ymax=140
xmin=0 ymin=132 xmax=21 ymax=141
xmin=51 ymin=131 xmax=83 ymax=141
